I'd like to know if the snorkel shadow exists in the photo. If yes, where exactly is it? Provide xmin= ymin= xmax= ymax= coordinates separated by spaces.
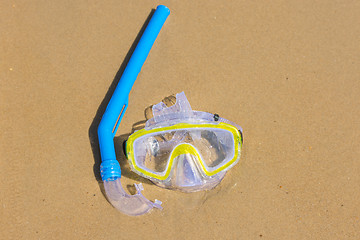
xmin=88 ymin=10 xmax=155 ymax=188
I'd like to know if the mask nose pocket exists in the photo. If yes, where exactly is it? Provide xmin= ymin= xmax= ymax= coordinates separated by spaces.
xmin=169 ymin=144 xmax=204 ymax=187
xmin=173 ymin=153 xmax=203 ymax=187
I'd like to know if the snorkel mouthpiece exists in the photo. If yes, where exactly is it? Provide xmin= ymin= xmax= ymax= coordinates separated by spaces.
xmin=97 ymin=5 xmax=170 ymax=216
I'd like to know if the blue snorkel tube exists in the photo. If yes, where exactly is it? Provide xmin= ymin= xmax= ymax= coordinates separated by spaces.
xmin=98 ymin=5 xmax=170 ymax=216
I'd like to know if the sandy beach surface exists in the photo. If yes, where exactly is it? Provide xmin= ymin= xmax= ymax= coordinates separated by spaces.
xmin=1 ymin=1 xmax=359 ymax=239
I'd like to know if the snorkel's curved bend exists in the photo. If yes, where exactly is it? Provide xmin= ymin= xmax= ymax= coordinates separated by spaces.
xmin=97 ymin=5 xmax=170 ymax=216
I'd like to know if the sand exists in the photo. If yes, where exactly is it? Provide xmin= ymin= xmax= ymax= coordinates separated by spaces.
xmin=1 ymin=1 xmax=359 ymax=239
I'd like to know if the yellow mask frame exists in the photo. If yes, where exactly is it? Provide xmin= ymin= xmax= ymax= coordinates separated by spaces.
xmin=126 ymin=122 xmax=242 ymax=181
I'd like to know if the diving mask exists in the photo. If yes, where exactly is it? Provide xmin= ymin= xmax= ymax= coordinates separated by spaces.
xmin=126 ymin=92 xmax=243 ymax=192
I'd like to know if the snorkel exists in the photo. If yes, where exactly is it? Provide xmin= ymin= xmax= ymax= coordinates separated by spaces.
xmin=97 ymin=5 xmax=170 ymax=216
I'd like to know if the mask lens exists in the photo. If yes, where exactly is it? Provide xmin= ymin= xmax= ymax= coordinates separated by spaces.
xmin=133 ymin=130 xmax=187 ymax=174
xmin=132 ymin=127 xmax=235 ymax=175
xmin=188 ymin=129 xmax=235 ymax=169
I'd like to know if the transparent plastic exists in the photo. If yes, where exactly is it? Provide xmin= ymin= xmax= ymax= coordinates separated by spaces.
xmin=127 ymin=92 xmax=242 ymax=192
xmin=146 ymin=92 xmax=242 ymax=132
xmin=104 ymin=178 xmax=162 ymax=216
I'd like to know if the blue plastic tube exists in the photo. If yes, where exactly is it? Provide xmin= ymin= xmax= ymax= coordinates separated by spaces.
xmin=98 ymin=5 xmax=170 ymax=181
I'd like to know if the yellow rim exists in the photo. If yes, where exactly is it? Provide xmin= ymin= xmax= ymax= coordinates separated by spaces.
xmin=126 ymin=122 xmax=242 ymax=180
